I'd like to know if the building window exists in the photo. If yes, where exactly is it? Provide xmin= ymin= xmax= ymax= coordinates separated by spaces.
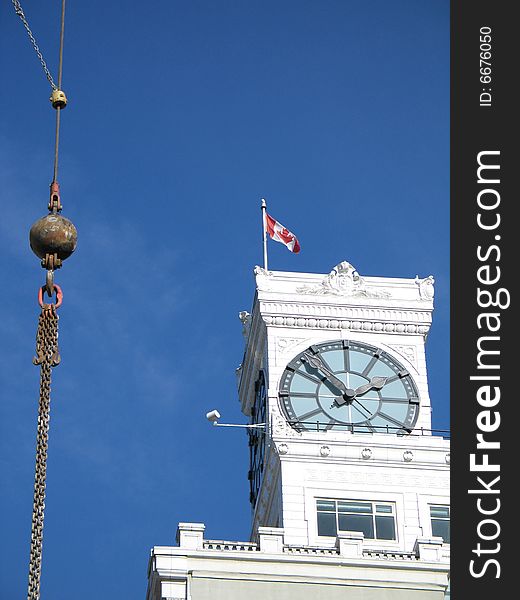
xmin=430 ymin=505 xmax=450 ymax=543
xmin=317 ymin=499 xmax=396 ymax=540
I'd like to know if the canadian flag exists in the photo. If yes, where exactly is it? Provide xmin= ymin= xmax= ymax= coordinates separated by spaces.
xmin=265 ymin=213 xmax=301 ymax=253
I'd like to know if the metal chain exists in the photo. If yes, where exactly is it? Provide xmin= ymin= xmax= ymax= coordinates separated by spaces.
xmin=11 ymin=0 xmax=57 ymax=90
xmin=27 ymin=305 xmax=60 ymax=600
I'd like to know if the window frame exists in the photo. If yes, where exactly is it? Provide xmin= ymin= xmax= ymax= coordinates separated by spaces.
xmin=429 ymin=504 xmax=450 ymax=544
xmin=417 ymin=494 xmax=451 ymax=548
xmin=316 ymin=497 xmax=398 ymax=542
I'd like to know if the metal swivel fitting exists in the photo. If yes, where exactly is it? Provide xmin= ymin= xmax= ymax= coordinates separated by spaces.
xmin=50 ymin=89 xmax=67 ymax=109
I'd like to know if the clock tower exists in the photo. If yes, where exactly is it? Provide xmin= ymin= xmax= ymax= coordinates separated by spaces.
xmin=146 ymin=260 xmax=450 ymax=600
xmin=237 ymin=261 xmax=450 ymax=552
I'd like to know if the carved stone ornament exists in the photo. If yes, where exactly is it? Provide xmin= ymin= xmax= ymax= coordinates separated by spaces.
xmin=361 ymin=447 xmax=373 ymax=460
xmin=263 ymin=314 xmax=430 ymax=336
xmin=254 ymin=265 xmax=273 ymax=291
xmin=415 ymin=275 xmax=435 ymax=300
xmin=388 ymin=344 xmax=418 ymax=368
xmin=238 ymin=310 xmax=252 ymax=339
xmin=277 ymin=337 xmax=303 ymax=351
xmin=319 ymin=445 xmax=331 ymax=457
xmin=297 ymin=261 xmax=390 ymax=299
xmin=276 ymin=337 xmax=305 ymax=360
xmin=273 ymin=414 xmax=302 ymax=438
xmin=403 ymin=450 xmax=414 ymax=462
xmin=278 ymin=443 xmax=289 ymax=455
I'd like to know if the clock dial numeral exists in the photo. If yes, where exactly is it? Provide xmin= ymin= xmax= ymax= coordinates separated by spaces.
xmin=343 ymin=344 xmax=350 ymax=372
xmin=385 ymin=370 xmax=410 ymax=384
xmin=315 ymin=353 xmax=335 ymax=375
xmin=378 ymin=411 xmax=408 ymax=428
xmin=296 ymin=370 xmax=324 ymax=385
xmin=380 ymin=396 xmax=417 ymax=404
xmin=297 ymin=407 xmax=326 ymax=422
xmin=361 ymin=355 xmax=379 ymax=377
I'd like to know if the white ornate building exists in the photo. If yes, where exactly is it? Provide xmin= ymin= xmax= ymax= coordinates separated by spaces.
xmin=146 ymin=262 xmax=450 ymax=600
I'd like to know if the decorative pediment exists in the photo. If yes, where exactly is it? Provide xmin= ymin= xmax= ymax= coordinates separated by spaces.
xmin=297 ymin=261 xmax=390 ymax=299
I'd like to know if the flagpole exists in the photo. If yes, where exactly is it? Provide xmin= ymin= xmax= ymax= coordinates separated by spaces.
xmin=261 ymin=198 xmax=268 ymax=271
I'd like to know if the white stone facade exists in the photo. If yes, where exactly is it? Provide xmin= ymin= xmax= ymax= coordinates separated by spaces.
xmin=257 ymin=433 xmax=450 ymax=548
xmin=237 ymin=263 xmax=449 ymax=547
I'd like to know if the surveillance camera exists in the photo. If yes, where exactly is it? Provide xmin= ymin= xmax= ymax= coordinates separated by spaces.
xmin=206 ymin=409 xmax=221 ymax=423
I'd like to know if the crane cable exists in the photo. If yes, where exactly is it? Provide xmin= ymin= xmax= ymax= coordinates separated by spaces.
xmin=53 ymin=0 xmax=66 ymax=183
xmin=11 ymin=2 xmax=77 ymax=599
xmin=12 ymin=0 xmax=67 ymax=184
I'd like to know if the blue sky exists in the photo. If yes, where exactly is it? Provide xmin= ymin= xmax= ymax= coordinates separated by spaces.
xmin=0 ymin=1 xmax=448 ymax=598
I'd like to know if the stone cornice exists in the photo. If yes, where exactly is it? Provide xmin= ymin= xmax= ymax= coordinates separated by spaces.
xmin=151 ymin=545 xmax=450 ymax=574
xmin=259 ymin=300 xmax=431 ymax=321
xmin=261 ymin=311 xmax=431 ymax=336
xmin=272 ymin=436 xmax=451 ymax=472
xmin=257 ymin=298 xmax=432 ymax=337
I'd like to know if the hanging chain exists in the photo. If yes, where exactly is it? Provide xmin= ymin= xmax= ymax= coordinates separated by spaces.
xmin=11 ymin=0 xmax=57 ymax=90
xmin=27 ymin=302 xmax=60 ymax=600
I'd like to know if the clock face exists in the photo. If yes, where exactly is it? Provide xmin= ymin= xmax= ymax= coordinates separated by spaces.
xmin=279 ymin=340 xmax=419 ymax=434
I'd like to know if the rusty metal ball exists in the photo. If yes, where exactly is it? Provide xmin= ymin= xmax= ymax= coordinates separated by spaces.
xmin=29 ymin=213 xmax=78 ymax=261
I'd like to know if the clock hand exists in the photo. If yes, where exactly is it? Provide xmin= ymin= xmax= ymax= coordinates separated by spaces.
xmin=331 ymin=395 xmax=348 ymax=408
xmin=301 ymin=352 xmax=352 ymax=396
xmin=352 ymin=376 xmax=388 ymax=397
xmin=352 ymin=398 xmax=373 ymax=419
xmin=330 ymin=376 xmax=387 ymax=409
